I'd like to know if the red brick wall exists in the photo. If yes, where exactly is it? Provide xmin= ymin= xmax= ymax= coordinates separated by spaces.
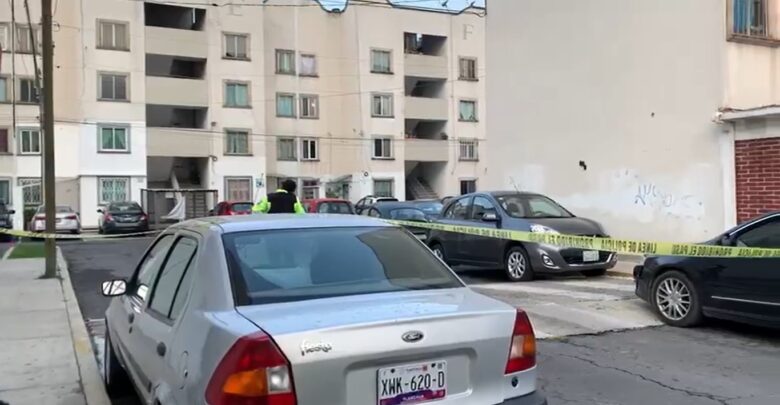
xmin=735 ymin=137 xmax=780 ymax=223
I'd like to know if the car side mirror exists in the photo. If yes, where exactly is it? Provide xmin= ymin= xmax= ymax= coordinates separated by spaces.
xmin=97 ymin=209 xmax=103 ymax=213
xmin=482 ymin=212 xmax=499 ymax=222
xmin=101 ymin=280 xmax=127 ymax=297
xmin=8 ymin=210 xmax=15 ymax=215
xmin=719 ymin=235 xmax=735 ymax=247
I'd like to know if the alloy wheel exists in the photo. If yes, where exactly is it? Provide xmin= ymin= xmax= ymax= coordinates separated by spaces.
xmin=507 ymin=251 xmax=526 ymax=279
xmin=655 ymin=277 xmax=692 ymax=321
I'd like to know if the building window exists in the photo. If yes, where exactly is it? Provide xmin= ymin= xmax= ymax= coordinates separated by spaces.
xmin=0 ymin=179 xmax=9 ymax=205
xmin=458 ymin=139 xmax=478 ymax=161
xmin=0 ymin=24 xmax=9 ymax=52
xmin=0 ymin=77 xmax=8 ymax=102
xmin=373 ymin=179 xmax=394 ymax=198
xmin=276 ymin=93 xmax=296 ymax=117
xmin=276 ymin=49 xmax=296 ymax=74
xmin=97 ymin=20 xmax=129 ymax=51
xmin=459 ymin=57 xmax=477 ymax=80
xmin=302 ymin=180 xmax=320 ymax=200
xmin=301 ymin=138 xmax=318 ymax=161
xmin=372 ymin=137 xmax=393 ymax=159
xmin=300 ymin=94 xmax=319 ymax=119
xmin=98 ymin=126 xmax=129 ymax=152
xmin=371 ymin=93 xmax=394 ymax=117
xmin=225 ymin=177 xmax=252 ymax=201
xmin=0 ymin=129 xmax=9 ymax=154
xmin=225 ymin=129 xmax=250 ymax=155
xmin=15 ymin=24 xmax=39 ymax=54
xmin=224 ymin=33 xmax=249 ymax=59
xmin=99 ymin=177 xmax=129 ymax=204
xmin=19 ymin=78 xmax=38 ymax=103
xmin=277 ymin=138 xmax=296 ymax=161
xmin=371 ymin=49 xmax=392 ymax=73
xmin=19 ymin=128 xmax=41 ymax=154
xmin=459 ymin=100 xmax=477 ymax=122
xmin=300 ymin=54 xmax=317 ymax=76
xmin=224 ymin=81 xmax=250 ymax=108
xmin=460 ymin=179 xmax=476 ymax=195
xmin=733 ymin=0 xmax=768 ymax=37
xmin=18 ymin=178 xmax=41 ymax=206
xmin=98 ymin=73 xmax=128 ymax=101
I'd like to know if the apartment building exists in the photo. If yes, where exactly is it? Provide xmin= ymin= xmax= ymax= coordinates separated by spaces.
xmin=0 ymin=0 xmax=485 ymax=229
xmin=487 ymin=0 xmax=780 ymax=242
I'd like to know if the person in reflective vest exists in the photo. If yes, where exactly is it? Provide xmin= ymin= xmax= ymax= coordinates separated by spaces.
xmin=252 ymin=179 xmax=305 ymax=214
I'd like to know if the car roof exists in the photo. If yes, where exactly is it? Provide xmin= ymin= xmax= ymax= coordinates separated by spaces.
xmin=371 ymin=202 xmax=425 ymax=212
xmin=171 ymin=214 xmax=394 ymax=234
xmin=303 ymin=198 xmax=350 ymax=203
xmin=485 ymin=191 xmax=545 ymax=198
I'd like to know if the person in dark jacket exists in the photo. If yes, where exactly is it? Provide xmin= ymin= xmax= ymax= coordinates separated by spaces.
xmin=252 ymin=179 xmax=305 ymax=214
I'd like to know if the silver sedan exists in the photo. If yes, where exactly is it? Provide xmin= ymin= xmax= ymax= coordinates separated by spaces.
xmin=30 ymin=205 xmax=81 ymax=234
xmin=101 ymin=215 xmax=547 ymax=405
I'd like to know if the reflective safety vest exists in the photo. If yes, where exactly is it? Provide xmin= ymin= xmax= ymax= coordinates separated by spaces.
xmin=252 ymin=189 xmax=305 ymax=214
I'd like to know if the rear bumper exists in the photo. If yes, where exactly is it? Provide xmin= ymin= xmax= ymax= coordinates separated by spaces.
xmin=500 ymin=391 xmax=547 ymax=405
xmin=526 ymin=243 xmax=617 ymax=273
xmin=103 ymin=221 xmax=149 ymax=233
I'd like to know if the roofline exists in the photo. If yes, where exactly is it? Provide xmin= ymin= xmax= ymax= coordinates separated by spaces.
xmin=719 ymin=105 xmax=780 ymax=121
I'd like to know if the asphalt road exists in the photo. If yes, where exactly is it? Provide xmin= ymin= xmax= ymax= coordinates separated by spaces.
xmin=61 ymin=239 xmax=780 ymax=405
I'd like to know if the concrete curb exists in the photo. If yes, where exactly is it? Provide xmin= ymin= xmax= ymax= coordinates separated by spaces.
xmin=57 ymin=247 xmax=111 ymax=405
xmin=606 ymin=270 xmax=634 ymax=279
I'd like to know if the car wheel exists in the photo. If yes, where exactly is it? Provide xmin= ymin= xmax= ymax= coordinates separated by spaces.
xmin=104 ymin=325 xmax=132 ymax=397
xmin=582 ymin=268 xmax=607 ymax=277
xmin=430 ymin=243 xmax=447 ymax=264
xmin=651 ymin=270 xmax=703 ymax=327
xmin=505 ymin=246 xmax=533 ymax=282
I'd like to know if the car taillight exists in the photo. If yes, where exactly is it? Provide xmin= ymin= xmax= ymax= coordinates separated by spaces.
xmin=66 ymin=215 xmax=78 ymax=220
xmin=205 ymin=331 xmax=296 ymax=405
xmin=505 ymin=309 xmax=536 ymax=374
xmin=104 ymin=213 xmax=114 ymax=222
xmin=140 ymin=214 xmax=148 ymax=221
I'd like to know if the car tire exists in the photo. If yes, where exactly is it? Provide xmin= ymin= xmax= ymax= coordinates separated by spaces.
xmin=582 ymin=268 xmax=607 ymax=277
xmin=430 ymin=243 xmax=447 ymax=264
xmin=505 ymin=246 xmax=533 ymax=282
xmin=104 ymin=325 xmax=132 ymax=398
xmin=651 ymin=270 xmax=703 ymax=327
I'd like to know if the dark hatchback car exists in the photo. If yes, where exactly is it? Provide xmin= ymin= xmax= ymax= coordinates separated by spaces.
xmin=362 ymin=202 xmax=431 ymax=241
xmin=427 ymin=192 xmax=616 ymax=281
xmin=98 ymin=202 xmax=149 ymax=234
xmin=635 ymin=211 xmax=780 ymax=328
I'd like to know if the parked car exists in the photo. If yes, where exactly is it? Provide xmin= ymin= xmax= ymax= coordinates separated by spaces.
xmin=98 ymin=202 xmax=149 ymax=234
xmin=29 ymin=205 xmax=81 ymax=234
xmin=0 ymin=203 xmax=15 ymax=241
xmin=409 ymin=198 xmax=445 ymax=219
xmin=427 ymin=191 xmax=616 ymax=282
xmin=303 ymin=198 xmax=356 ymax=214
xmin=355 ymin=195 xmax=398 ymax=214
xmin=209 ymin=201 xmax=254 ymax=216
xmin=100 ymin=215 xmax=547 ymax=405
xmin=363 ymin=201 xmax=432 ymax=241
xmin=634 ymin=211 xmax=780 ymax=328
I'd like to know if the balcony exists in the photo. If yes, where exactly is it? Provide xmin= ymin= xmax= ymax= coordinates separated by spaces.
xmin=145 ymin=26 xmax=208 ymax=59
xmin=146 ymin=76 xmax=208 ymax=107
xmin=405 ymin=96 xmax=448 ymax=121
xmin=147 ymin=128 xmax=212 ymax=158
xmin=405 ymin=139 xmax=448 ymax=162
xmin=404 ymin=53 xmax=448 ymax=79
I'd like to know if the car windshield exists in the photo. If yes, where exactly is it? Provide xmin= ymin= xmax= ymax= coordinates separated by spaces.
xmin=231 ymin=203 xmax=253 ymax=213
xmin=389 ymin=208 xmax=427 ymax=221
xmin=413 ymin=201 xmax=443 ymax=214
xmin=110 ymin=202 xmax=142 ymax=212
xmin=223 ymin=227 xmax=462 ymax=305
xmin=496 ymin=195 xmax=572 ymax=218
xmin=37 ymin=206 xmax=73 ymax=214
xmin=317 ymin=201 xmax=353 ymax=214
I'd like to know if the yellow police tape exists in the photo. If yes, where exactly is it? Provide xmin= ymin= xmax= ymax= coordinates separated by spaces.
xmin=390 ymin=220 xmax=780 ymax=258
xmin=0 ymin=228 xmax=159 ymax=240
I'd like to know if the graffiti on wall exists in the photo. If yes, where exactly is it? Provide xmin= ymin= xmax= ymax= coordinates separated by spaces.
xmin=633 ymin=180 xmax=704 ymax=220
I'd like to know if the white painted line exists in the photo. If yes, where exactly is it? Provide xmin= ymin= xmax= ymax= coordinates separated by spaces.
xmin=1 ymin=246 xmax=13 ymax=260
xmin=474 ymin=283 xmax=624 ymax=301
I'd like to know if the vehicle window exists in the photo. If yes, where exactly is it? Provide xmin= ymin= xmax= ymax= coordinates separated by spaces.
xmin=497 ymin=195 xmax=572 ymax=219
xmin=318 ymin=202 xmax=353 ymax=214
xmin=415 ymin=201 xmax=443 ymax=215
xmin=444 ymin=198 xmax=469 ymax=220
xmin=368 ymin=208 xmax=382 ymax=218
xmin=470 ymin=196 xmax=497 ymax=220
xmin=736 ymin=219 xmax=780 ymax=248
xmin=36 ymin=206 xmax=74 ymax=214
xmin=231 ymin=203 xmax=253 ymax=213
xmin=389 ymin=208 xmax=426 ymax=221
xmin=111 ymin=202 xmax=142 ymax=212
xmin=149 ymin=237 xmax=198 ymax=319
xmin=133 ymin=235 xmax=175 ymax=302
xmin=223 ymin=227 xmax=463 ymax=305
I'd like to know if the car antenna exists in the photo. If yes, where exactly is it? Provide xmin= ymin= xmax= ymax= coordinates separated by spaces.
xmin=509 ymin=176 xmax=521 ymax=193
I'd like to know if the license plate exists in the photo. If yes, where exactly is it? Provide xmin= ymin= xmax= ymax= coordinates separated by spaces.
xmin=378 ymin=361 xmax=447 ymax=405
xmin=583 ymin=250 xmax=599 ymax=262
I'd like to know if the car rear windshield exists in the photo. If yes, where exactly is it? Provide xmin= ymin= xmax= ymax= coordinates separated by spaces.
xmin=389 ymin=208 xmax=427 ymax=221
xmin=37 ymin=206 xmax=73 ymax=214
xmin=414 ymin=201 xmax=443 ymax=214
xmin=231 ymin=203 xmax=253 ymax=213
xmin=223 ymin=227 xmax=463 ymax=305
xmin=317 ymin=201 xmax=353 ymax=214
xmin=110 ymin=202 xmax=142 ymax=212
xmin=497 ymin=195 xmax=572 ymax=218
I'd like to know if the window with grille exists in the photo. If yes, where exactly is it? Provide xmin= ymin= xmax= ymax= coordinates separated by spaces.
xmin=302 ymin=180 xmax=320 ymax=200
xmin=371 ymin=50 xmax=392 ymax=73
xmin=371 ymin=93 xmax=393 ymax=117
xmin=276 ymin=49 xmax=296 ymax=74
xmin=372 ymin=137 xmax=393 ymax=159
xmin=301 ymin=138 xmax=319 ymax=161
xmin=19 ymin=129 xmax=41 ymax=154
xmin=276 ymin=93 xmax=296 ymax=117
xmin=20 ymin=78 xmax=38 ymax=103
xmin=277 ymin=138 xmax=297 ymax=161
xmin=459 ymin=100 xmax=477 ymax=122
xmin=0 ymin=24 xmax=9 ymax=52
xmin=99 ymin=177 xmax=130 ymax=204
xmin=733 ymin=0 xmax=769 ymax=37
xmin=300 ymin=95 xmax=319 ymax=119
xmin=97 ymin=21 xmax=129 ymax=50
xmin=99 ymin=73 xmax=128 ymax=101
xmin=373 ymin=179 xmax=394 ymax=198
xmin=0 ymin=77 xmax=8 ymax=102
xmin=225 ymin=177 xmax=252 ymax=201
xmin=0 ymin=129 xmax=8 ymax=154
xmin=459 ymin=57 xmax=477 ymax=80
xmin=224 ymin=33 xmax=249 ymax=59
xmin=18 ymin=178 xmax=41 ymax=206
xmin=459 ymin=139 xmax=478 ymax=161
xmin=300 ymin=54 xmax=317 ymax=76
xmin=225 ymin=130 xmax=250 ymax=155
xmin=99 ymin=126 xmax=129 ymax=152
xmin=225 ymin=82 xmax=250 ymax=107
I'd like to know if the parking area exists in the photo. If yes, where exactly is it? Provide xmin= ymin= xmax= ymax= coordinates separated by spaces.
xmin=60 ymin=238 xmax=780 ymax=405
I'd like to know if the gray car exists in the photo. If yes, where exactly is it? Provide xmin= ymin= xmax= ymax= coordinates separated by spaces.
xmin=29 ymin=205 xmax=81 ymax=234
xmin=100 ymin=215 xmax=547 ymax=405
xmin=428 ymin=192 xmax=616 ymax=282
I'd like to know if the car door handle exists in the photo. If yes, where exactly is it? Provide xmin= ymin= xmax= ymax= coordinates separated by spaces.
xmin=156 ymin=342 xmax=166 ymax=357
xmin=128 ymin=313 xmax=134 ymax=324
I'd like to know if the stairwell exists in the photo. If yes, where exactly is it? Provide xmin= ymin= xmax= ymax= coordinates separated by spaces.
xmin=407 ymin=177 xmax=439 ymax=200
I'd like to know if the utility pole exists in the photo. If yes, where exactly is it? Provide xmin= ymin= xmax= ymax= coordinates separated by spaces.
xmin=41 ymin=0 xmax=56 ymax=278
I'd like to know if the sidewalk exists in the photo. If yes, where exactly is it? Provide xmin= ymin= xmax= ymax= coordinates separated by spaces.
xmin=0 ymin=251 xmax=109 ymax=405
